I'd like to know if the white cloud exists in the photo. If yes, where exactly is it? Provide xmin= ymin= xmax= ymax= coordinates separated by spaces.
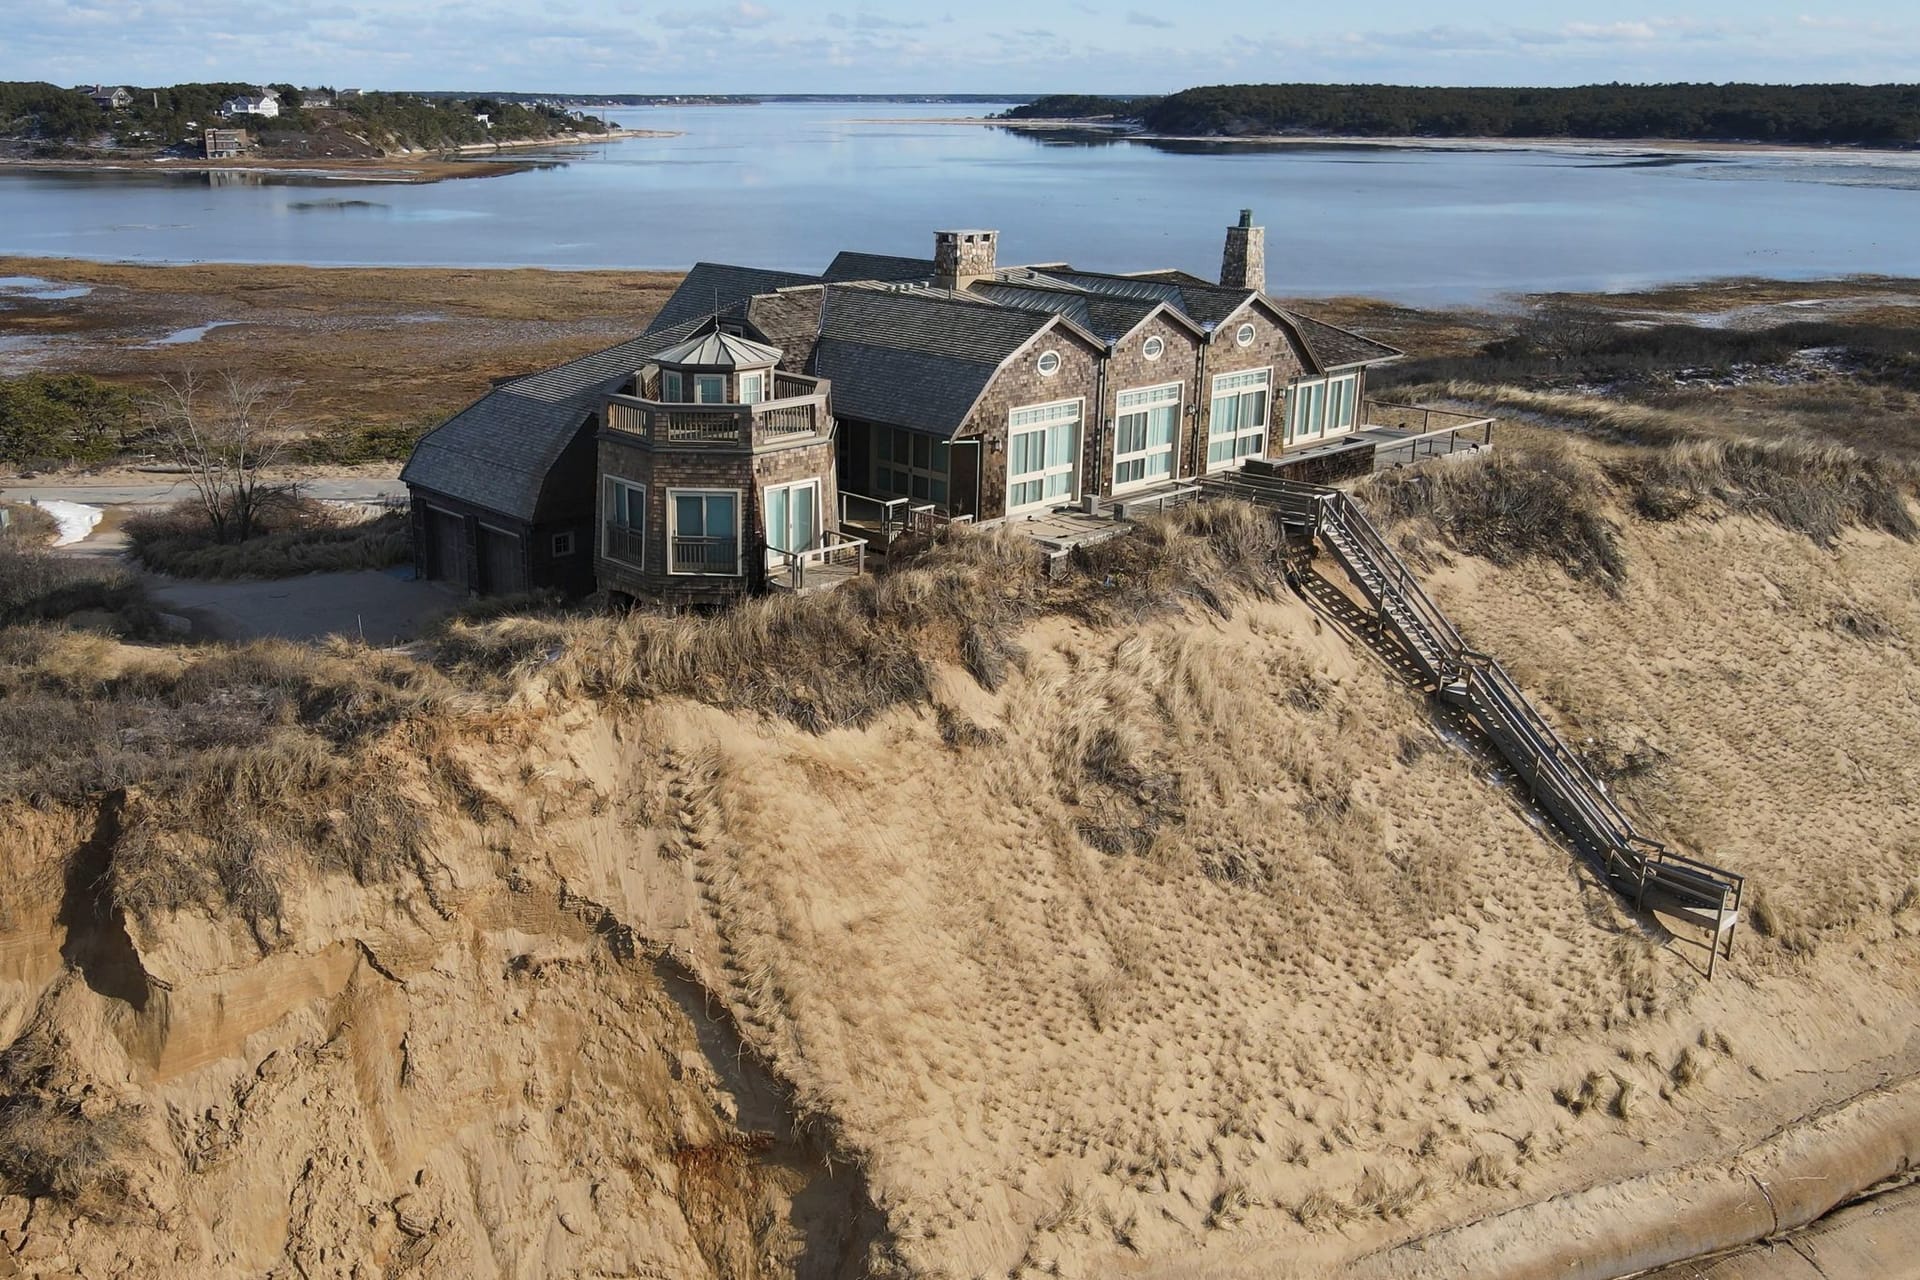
xmin=1127 ymin=10 xmax=1173 ymax=28
xmin=1562 ymin=20 xmax=1659 ymax=41
xmin=659 ymin=1 xmax=775 ymax=31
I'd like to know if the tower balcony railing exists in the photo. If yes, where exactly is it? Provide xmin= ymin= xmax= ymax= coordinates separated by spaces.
xmin=604 ymin=372 xmax=831 ymax=451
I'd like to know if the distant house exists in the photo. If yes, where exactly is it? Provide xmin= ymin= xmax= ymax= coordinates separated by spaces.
xmin=403 ymin=213 xmax=1411 ymax=601
xmin=203 ymin=128 xmax=248 ymax=159
xmin=220 ymin=94 xmax=279 ymax=120
xmin=337 ymin=88 xmax=364 ymax=99
xmin=299 ymin=90 xmax=335 ymax=109
xmin=473 ymin=112 xmax=491 ymax=128
xmin=86 ymin=86 xmax=132 ymax=110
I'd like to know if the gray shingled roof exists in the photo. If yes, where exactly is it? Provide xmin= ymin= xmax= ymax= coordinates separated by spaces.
xmin=742 ymin=287 xmax=826 ymax=372
xmin=401 ymin=318 xmax=706 ymax=519
xmin=968 ymin=280 xmax=1197 ymax=345
xmin=1282 ymin=312 xmax=1404 ymax=368
xmin=813 ymin=286 xmax=1059 ymax=435
xmin=1045 ymin=267 xmax=1400 ymax=366
xmin=821 ymin=250 xmax=936 ymax=283
xmin=648 ymin=262 xmax=821 ymax=333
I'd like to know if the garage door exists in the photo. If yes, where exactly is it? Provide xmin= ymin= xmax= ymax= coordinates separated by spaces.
xmin=478 ymin=525 xmax=526 ymax=595
xmin=426 ymin=508 xmax=468 ymax=586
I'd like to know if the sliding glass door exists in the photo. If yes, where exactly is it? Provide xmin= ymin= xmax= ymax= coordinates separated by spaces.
xmin=1113 ymin=383 xmax=1181 ymax=491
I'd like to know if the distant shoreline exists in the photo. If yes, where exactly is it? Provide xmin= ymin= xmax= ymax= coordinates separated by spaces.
xmin=862 ymin=117 xmax=1920 ymax=160
xmin=0 ymin=127 xmax=676 ymax=185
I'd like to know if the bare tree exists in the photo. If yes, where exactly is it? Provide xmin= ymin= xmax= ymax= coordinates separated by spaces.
xmin=145 ymin=372 xmax=297 ymax=543
xmin=1514 ymin=303 xmax=1617 ymax=369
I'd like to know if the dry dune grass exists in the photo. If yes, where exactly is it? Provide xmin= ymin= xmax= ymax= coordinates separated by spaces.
xmin=442 ymin=502 xmax=1295 ymax=732
xmin=1363 ymin=431 xmax=1919 ymax=589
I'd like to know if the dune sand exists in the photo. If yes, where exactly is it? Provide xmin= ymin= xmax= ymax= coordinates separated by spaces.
xmin=3 ymin=484 xmax=1917 ymax=1276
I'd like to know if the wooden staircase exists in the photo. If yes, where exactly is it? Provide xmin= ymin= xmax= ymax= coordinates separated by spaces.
xmin=1209 ymin=463 xmax=1746 ymax=976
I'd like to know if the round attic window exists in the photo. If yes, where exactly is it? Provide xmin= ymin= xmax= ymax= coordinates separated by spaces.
xmin=1142 ymin=335 xmax=1166 ymax=360
xmin=1037 ymin=350 xmax=1062 ymax=376
xmin=1235 ymin=322 xmax=1256 ymax=348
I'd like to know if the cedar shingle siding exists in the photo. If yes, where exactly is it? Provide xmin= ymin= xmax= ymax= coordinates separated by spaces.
xmin=402 ymin=219 xmax=1404 ymax=600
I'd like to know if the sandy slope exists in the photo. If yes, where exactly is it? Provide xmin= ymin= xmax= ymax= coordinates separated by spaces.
xmin=4 ymin=502 xmax=1919 ymax=1276
xmin=585 ymin=514 xmax=1920 ymax=1277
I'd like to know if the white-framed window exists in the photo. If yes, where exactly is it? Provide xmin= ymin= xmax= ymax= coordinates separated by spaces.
xmin=662 ymin=370 xmax=684 ymax=402
xmin=1235 ymin=322 xmax=1256 ymax=348
xmin=1284 ymin=372 xmax=1361 ymax=446
xmin=694 ymin=374 xmax=727 ymax=404
xmin=738 ymin=370 xmax=766 ymax=405
xmin=551 ymin=531 xmax=576 ymax=557
xmin=1007 ymin=398 xmax=1082 ymax=512
xmin=602 ymin=476 xmax=646 ymax=567
xmin=1142 ymin=335 xmax=1165 ymax=361
xmin=1207 ymin=368 xmax=1271 ymax=471
xmin=1113 ymin=382 xmax=1181 ymax=492
xmin=667 ymin=488 xmax=741 ymax=576
xmin=763 ymin=479 xmax=820 ymax=569
xmin=872 ymin=426 xmax=950 ymax=506
xmin=1036 ymin=350 xmax=1062 ymax=377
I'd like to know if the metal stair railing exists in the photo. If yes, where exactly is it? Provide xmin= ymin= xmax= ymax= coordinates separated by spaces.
xmin=1232 ymin=477 xmax=1745 ymax=977
xmin=1315 ymin=491 xmax=1464 ymax=682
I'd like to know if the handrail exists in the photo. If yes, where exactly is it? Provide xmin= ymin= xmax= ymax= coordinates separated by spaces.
xmin=838 ymin=490 xmax=912 ymax=545
xmin=768 ymin=529 xmax=868 ymax=590
xmin=605 ymin=391 xmax=827 ymax=449
xmin=1283 ymin=480 xmax=1746 ymax=975
xmin=907 ymin=503 xmax=973 ymax=538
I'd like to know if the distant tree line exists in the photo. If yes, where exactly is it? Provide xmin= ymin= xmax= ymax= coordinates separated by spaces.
xmin=1134 ymin=83 xmax=1920 ymax=146
xmin=339 ymin=93 xmax=608 ymax=150
xmin=0 ymin=81 xmax=608 ymax=154
xmin=998 ymin=94 xmax=1163 ymax=120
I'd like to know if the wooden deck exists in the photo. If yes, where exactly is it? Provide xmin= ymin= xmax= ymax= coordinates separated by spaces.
xmin=769 ymin=558 xmax=864 ymax=595
xmin=1278 ymin=418 xmax=1495 ymax=477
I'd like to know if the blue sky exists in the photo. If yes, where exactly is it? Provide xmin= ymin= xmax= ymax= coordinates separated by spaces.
xmin=2 ymin=1 xmax=1916 ymax=92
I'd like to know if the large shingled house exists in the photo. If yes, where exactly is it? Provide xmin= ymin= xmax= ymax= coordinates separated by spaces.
xmin=402 ymin=212 xmax=1408 ymax=601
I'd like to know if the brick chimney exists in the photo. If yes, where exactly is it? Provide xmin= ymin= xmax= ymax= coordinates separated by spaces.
xmin=934 ymin=229 xmax=998 ymax=290
xmin=1220 ymin=209 xmax=1265 ymax=293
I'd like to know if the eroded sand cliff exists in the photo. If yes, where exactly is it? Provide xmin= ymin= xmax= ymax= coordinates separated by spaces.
xmin=3 ymin=472 xmax=1918 ymax=1278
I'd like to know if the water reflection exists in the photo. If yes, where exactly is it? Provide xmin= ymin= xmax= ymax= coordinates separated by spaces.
xmin=0 ymin=101 xmax=1915 ymax=302
xmin=992 ymin=125 xmax=1130 ymax=148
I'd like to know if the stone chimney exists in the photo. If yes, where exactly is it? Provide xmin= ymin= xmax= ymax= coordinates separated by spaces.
xmin=1220 ymin=209 xmax=1265 ymax=293
xmin=934 ymin=229 xmax=998 ymax=290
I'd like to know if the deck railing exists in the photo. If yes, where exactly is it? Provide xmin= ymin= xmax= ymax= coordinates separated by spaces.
xmin=838 ymin=491 xmax=913 ymax=546
xmin=605 ymin=392 xmax=829 ymax=450
xmin=907 ymin=503 xmax=973 ymax=539
xmin=602 ymin=522 xmax=647 ymax=568
xmin=773 ymin=371 xmax=822 ymax=400
xmin=669 ymin=535 xmax=740 ymax=576
xmin=769 ymin=529 xmax=868 ymax=590
xmin=1363 ymin=398 xmax=1495 ymax=468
